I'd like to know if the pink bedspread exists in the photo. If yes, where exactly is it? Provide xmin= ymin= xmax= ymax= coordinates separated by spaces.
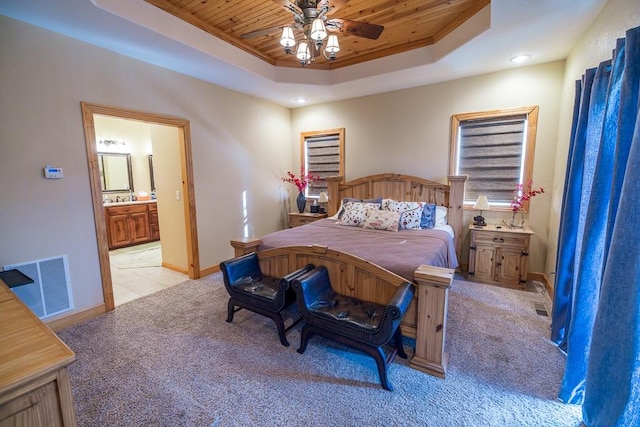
xmin=258 ymin=219 xmax=458 ymax=281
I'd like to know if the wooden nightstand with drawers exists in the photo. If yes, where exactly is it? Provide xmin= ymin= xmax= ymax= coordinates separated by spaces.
xmin=468 ymin=224 xmax=533 ymax=289
xmin=288 ymin=212 xmax=328 ymax=228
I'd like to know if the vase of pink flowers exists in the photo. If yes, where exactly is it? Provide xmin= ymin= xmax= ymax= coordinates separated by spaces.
xmin=282 ymin=170 xmax=318 ymax=213
xmin=508 ymin=180 xmax=544 ymax=228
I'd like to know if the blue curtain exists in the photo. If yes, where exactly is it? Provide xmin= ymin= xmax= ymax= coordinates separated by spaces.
xmin=551 ymin=25 xmax=640 ymax=426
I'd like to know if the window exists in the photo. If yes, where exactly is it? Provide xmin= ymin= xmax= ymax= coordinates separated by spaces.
xmin=301 ymin=128 xmax=345 ymax=197
xmin=449 ymin=106 xmax=538 ymax=211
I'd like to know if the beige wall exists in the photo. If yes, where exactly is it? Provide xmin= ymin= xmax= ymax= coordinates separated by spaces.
xmin=150 ymin=124 xmax=187 ymax=271
xmin=546 ymin=0 xmax=640 ymax=279
xmin=0 ymin=16 xmax=291 ymax=317
xmin=292 ymin=61 xmax=566 ymax=274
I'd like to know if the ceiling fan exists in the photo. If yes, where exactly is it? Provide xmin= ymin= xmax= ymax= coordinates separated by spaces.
xmin=241 ymin=0 xmax=384 ymax=65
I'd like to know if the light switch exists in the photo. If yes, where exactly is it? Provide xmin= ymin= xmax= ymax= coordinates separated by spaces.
xmin=175 ymin=190 xmax=181 ymax=201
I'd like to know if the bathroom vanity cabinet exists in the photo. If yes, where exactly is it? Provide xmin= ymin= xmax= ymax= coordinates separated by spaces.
xmin=104 ymin=201 xmax=160 ymax=249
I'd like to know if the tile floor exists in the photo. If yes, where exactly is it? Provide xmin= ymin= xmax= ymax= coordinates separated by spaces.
xmin=109 ymin=241 xmax=188 ymax=306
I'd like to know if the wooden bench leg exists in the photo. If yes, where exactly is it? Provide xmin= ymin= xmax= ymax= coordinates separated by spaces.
xmin=410 ymin=265 xmax=454 ymax=379
xmin=297 ymin=323 xmax=398 ymax=391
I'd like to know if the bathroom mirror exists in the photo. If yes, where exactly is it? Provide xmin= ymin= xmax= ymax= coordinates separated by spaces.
xmin=98 ymin=153 xmax=133 ymax=192
xmin=148 ymin=154 xmax=156 ymax=192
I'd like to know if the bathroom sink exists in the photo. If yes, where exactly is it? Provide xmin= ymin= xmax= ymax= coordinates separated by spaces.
xmin=104 ymin=200 xmax=156 ymax=206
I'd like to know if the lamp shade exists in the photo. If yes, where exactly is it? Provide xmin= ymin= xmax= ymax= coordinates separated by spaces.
xmin=326 ymin=34 xmax=340 ymax=53
xmin=473 ymin=195 xmax=490 ymax=211
xmin=296 ymin=41 xmax=310 ymax=61
xmin=310 ymin=18 xmax=327 ymax=41
xmin=280 ymin=26 xmax=296 ymax=48
xmin=318 ymin=191 xmax=328 ymax=203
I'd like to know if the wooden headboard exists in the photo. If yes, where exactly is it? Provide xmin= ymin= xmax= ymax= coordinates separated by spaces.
xmin=326 ymin=173 xmax=467 ymax=263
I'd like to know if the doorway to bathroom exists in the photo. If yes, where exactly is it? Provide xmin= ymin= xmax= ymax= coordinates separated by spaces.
xmin=94 ymin=114 xmax=188 ymax=305
xmin=81 ymin=102 xmax=201 ymax=311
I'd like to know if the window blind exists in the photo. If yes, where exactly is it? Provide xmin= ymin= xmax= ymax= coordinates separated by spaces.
xmin=457 ymin=114 xmax=527 ymax=204
xmin=305 ymin=134 xmax=341 ymax=197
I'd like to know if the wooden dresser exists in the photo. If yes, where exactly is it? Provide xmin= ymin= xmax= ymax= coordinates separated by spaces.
xmin=468 ymin=224 xmax=533 ymax=289
xmin=287 ymin=212 xmax=327 ymax=228
xmin=0 ymin=282 xmax=77 ymax=426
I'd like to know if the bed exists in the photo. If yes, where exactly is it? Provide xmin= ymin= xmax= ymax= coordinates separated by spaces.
xmin=258 ymin=219 xmax=457 ymax=279
xmin=229 ymin=173 xmax=467 ymax=378
xmin=232 ymin=173 xmax=467 ymax=278
xmin=328 ymin=174 xmax=466 ymax=262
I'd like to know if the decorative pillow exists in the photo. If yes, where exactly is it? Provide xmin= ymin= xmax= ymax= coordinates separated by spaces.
xmin=435 ymin=206 xmax=448 ymax=226
xmin=332 ymin=197 xmax=383 ymax=220
xmin=363 ymin=209 xmax=399 ymax=231
xmin=337 ymin=202 xmax=382 ymax=227
xmin=385 ymin=200 xmax=425 ymax=230
xmin=420 ymin=203 xmax=436 ymax=229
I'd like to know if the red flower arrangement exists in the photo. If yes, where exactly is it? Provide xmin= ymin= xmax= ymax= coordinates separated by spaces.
xmin=281 ymin=170 xmax=319 ymax=192
xmin=511 ymin=180 xmax=544 ymax=213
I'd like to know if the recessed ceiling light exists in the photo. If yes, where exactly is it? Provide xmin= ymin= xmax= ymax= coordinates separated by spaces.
xmin=509 ymin=54 xmax=532 ymax=64
xmin=295 ymin=97 xmax=308 ymax=104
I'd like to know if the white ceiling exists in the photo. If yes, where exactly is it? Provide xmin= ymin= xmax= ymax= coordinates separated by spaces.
xmin=1 ymin=0 xmax=606 ymax=108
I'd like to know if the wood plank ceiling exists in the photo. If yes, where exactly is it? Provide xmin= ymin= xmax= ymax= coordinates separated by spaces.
xmin=144 ymin=0 xmax=490 ymax=70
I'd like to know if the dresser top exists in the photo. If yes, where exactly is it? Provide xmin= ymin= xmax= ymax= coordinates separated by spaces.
xmin=469 ymin=223 xmax=534 ymax=235
xmin=0 ymin=283 xmax=75 ymax=395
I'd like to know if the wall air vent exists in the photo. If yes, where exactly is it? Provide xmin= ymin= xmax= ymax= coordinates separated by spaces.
xmin=4 ymin=255 xmax=73 ymax=319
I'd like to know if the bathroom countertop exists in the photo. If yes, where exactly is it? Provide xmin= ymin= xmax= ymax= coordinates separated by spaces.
xmin=103 ymin=199 xmax=156 ymax=206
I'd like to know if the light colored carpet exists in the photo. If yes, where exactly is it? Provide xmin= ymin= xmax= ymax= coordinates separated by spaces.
xmin=57 ymin=274 xmax=581 ymax=426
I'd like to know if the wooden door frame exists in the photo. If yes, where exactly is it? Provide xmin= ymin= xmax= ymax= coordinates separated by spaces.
xmin=81 ymin=102 xmax=200 ymax=311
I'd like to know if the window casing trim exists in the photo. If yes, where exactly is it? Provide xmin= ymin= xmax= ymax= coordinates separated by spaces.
xmin=449 ymin=106 xmax=539 ymax=212
xmin=300 ymin=128 xmax=345 ymax=198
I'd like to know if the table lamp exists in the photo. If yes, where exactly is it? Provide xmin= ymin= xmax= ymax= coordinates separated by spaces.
xmin=473 ymin=195 xmax=490 ymax=226
xmin=318 ymin=191 xmax=328 ymax=213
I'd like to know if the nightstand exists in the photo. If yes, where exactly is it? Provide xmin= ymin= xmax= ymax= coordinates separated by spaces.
xmin=468 ymin=224 xmax=533 ymax=289
xmin=288 ymin=212 xmax=328 ymax=228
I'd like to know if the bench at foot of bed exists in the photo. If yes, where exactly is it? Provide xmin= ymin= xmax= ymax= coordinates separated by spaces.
xmin=228 ymin=242 xmax=454 ymax=379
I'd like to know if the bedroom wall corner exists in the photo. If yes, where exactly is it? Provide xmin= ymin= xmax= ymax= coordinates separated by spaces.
xmin=545 ymin=0 xmax=640 ymax=287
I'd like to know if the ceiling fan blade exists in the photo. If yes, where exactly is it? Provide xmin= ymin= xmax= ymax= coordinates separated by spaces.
xmin=241 ymin=26 xmax=283 ymax=39
xmin=327 ymin=18 xmax=384 ymax=40
xmin=271 ymin=0 xmax=302 ymax=14
xmin=319 ymin=0 xmax=350 ymax=15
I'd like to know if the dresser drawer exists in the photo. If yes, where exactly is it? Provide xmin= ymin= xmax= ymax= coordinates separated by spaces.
xmin=288 ymin=212 xmax=327 ymax=228
xmin=293 ymin=217 xmax=314 ymax=226
xmin=471 ymin=231 xmax=528 ymax=247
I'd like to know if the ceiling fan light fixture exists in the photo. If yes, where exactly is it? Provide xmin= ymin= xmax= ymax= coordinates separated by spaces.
xmin=296 ymin=41 xmax=311 ymax=64
xmin=280 ymin=26 xmax=296 ymax=50
xmin=243 ymin=0 xmax=384 ymax=67
xmin=326 ymin=35 xmax=340 ymax=54
xmin=310 ymin=18 xmax=327 ymax=41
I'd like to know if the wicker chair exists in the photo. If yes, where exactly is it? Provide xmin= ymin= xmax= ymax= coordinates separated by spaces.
xmin=220 ymin=253 xmax=314 ymax=346
xmin=292 ymin=266 xmax=414 ymax=390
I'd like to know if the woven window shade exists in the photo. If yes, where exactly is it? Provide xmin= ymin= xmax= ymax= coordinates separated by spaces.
xmin=458 ymin=115 xmax=527 ymax=203
xmin=305 ymin=134 xmax=341 ymax=197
